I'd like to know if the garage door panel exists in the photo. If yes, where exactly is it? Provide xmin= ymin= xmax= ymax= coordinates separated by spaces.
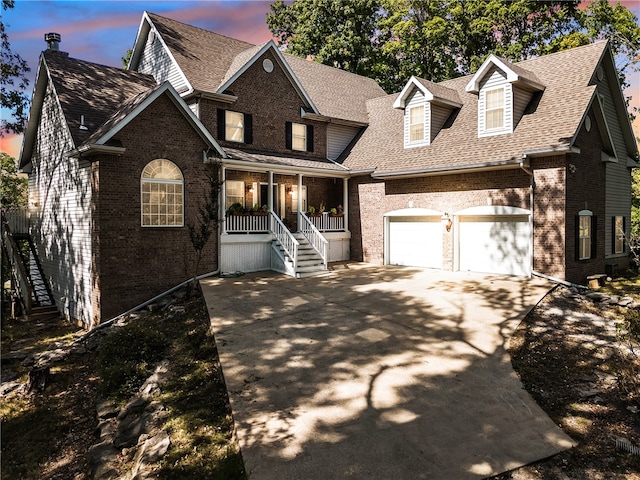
xmin=459 ymin=215 xmax=530 ymax=276
xmin=389 ymin=218 xmax=442 ymax=269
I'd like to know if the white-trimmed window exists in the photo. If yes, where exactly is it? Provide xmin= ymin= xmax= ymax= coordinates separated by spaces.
xmin=292 ymin=123 xmax=307 ymax=151
xmin=291 ymin=185 xmax=307 ymax=212
xmin=141 ymin=159 xmax=184 ymax=227
xmin=226 ymin=180 xmax=245 ymax=210
xmin=614 ymin=216 xmax=625 ymax=254
xmin=409 ymin=105 xmax=425 ymax=143
xmin=578 ymin=210 xmax=593 ymax=260
xmin=218 ymin=110 xmax=252 ymax=144
xmin=286 ymin=122 xmax=314 ymax=152
xmin=226 ymin=111 xmax=245 ymax=143
xmin=485 ymin=87 xmax=504 ymax=130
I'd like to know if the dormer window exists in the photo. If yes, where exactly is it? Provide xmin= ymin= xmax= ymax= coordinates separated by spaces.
xmin=409 ymin=105 xmax=425 ymax=143
xmin=485 ymin=88 xmax=505 ymax=130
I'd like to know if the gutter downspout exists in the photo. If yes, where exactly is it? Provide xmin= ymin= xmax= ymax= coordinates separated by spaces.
xmin=520 ymin=158 xmax=534 ymax=277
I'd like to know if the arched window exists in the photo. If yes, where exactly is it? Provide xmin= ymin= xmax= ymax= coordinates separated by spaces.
xmin=141 ymin=159 xmax=184 ymax=227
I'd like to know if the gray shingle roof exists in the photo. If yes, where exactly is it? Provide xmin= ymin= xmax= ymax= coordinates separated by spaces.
xmin=44 ymin=50 xmax=157 ymax=146
xmin=146 ymin=13 xmax=386 ymax=124
xmin=344 ymin=42 xmax=608 ymax=175
xmin=414 ymin=77 xmax=462 ymax=106
xmin=225 ymin=148 xmax=347 ymax=173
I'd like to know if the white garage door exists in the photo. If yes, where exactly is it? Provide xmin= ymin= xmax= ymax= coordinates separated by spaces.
xmin=459 ymin=215 xmax=530 ymax=276
xmin=388 ymin=216 xmax=442 ymax=269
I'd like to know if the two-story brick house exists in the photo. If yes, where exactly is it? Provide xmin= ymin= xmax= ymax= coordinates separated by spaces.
xmin=17 ymin=12 xmax=638 ymax=326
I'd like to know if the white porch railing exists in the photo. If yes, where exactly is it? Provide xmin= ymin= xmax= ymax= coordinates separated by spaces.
xmin=271 ymin=211 xmax=299 ymax=271
xmin=299 ymin=212 xmax=328 ymax=269
xmin=225 ymin=214 xmax=269 ymax=233
xmin=308 ymin=213 xmax=344 ymax=232
xmin=3 ymin=207 xmax=30 ymax=234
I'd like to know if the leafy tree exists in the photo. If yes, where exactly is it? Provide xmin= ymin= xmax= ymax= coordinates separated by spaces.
xmin=268 ymin=0 xmax=640 ymax=94
xmin=0 ymin=152 xmax=27 ymax=208
xmin=1 ymin=0 xmax=30 ymax=135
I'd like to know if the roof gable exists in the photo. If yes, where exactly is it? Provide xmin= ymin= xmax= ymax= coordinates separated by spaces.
xmin=465 ymin=54 xmax=545 ymax=93
xmin=20 ymin=50 xmax=157 ymax=168
xmin=393 ymin=76 xmax=462 ymax=109
xmin=74 ymin=82 xmax=226 ymax=158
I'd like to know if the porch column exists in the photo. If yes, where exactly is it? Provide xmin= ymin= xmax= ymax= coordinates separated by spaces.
xmin=297 ymin=174 xmax=303 ymax=223
xmin=221 ymin=165 xmax=227 ymax=234
xmin=268 ymin=171 xmax=274 ymax=230
xmin=343 ymin=177 xmax=349 ymax=231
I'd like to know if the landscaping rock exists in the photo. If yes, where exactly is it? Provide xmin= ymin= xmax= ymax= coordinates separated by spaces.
xmin=114 ymin=412 xmax=150 ymax=449
xmin=96 ymin=398 xmax=118 ymax=419
xmin=88 ymin=441 xmax=120 ymax=480
xmin=117 ymin=395 xmax=148 ymax=420
xmin=131 ymin=430 xmax=171 ymax=478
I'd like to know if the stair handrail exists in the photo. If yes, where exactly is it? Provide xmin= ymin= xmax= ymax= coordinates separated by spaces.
xmin=1 ymin=211 xmax=32 ymax=314
xmin=299 ymin=212 xmax=328 ymax=269
xmin=270 ymin=210 xmax=300 ymax=272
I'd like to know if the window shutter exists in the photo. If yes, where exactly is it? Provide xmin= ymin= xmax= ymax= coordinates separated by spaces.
xmin=217 ymin=109 xmax=225 ymax=141
xmin=244 ymin=114 xmax=253 ymax=144
xmin=575 ymin=215 xmax=580 ymax=261
xmin=591 ymin=215 xmax=597 ymax=259
xmin=307 ymin=125 xmax=314 ymax=152
xmin=285 ymin=121 xmax=292 ymax=150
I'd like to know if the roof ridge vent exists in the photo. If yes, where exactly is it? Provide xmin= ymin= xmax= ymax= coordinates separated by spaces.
xmin=44 ymin=32 xmax=61 ymax=51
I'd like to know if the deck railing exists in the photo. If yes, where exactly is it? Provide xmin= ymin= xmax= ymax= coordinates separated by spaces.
xmin=308 ymin=213 xmax=344 ymax=232
xmin=1 ymin=212 xmax=32 ymax=313
xmin=299 ymin=212 xmax=328 ymax=269
xmin=271 ymin=211 xmax=299 ymax=271
xmin=3 ymin=207 xmax=30 ymax=234
xmin=225 ymin=213 xmax=269 ymax=233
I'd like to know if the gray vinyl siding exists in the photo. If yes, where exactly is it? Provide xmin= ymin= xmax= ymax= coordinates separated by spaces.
xmin=430 ymin=104 xmax=452 ymax=143
xmin=327 ymin=124 xmax=359 ymax=160
xmin=599 ymin=65 xmax=633 ymax=258
xmin=137 ymin=29 xmax=188 ymax=93
xmin=403 ymin=89 xmax=430 ymax=148
xmin=29 ymin=81 xmax=93 ymax=325
xmin=478 ymin=67 xmax=513 ymax=137
xmin=512 ymin=86 xmax=534 ymax=129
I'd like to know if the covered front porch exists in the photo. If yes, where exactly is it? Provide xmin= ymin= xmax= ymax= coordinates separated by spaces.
xmin=219 ymin=159 xmax=351 ymax=277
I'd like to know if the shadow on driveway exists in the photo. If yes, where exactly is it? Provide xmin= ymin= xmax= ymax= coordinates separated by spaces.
xmin=200 ymin=264 xmax=575 ymax=479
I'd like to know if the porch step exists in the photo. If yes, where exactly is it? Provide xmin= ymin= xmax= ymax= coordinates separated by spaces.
xmin=29 ymin=305 xmax=61 ymax=321
xmin=273 ymin=232 xmax=326 ymax=278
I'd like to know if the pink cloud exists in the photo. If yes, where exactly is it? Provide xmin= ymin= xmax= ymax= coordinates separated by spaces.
xmin=0 ymin=133 xmax=24 ymax=159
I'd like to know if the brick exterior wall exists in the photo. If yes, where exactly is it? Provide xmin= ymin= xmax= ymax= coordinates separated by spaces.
xmin=197 ymin=50 xmax=327 ymax=160
xmin=564 ymin=118 xmax=607 ymax=283
xmin=349 ymin=169 xmax=531 ymax=265
xmin=225 ymin=169 xmax=343 ymax=230
xmin=532 ymin=155 xmax=566 ymax=279
xmin=91 ymin=93 xmax=218 ymax=323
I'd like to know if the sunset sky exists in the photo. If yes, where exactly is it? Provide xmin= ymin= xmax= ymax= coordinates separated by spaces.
xmin=1 ymin=0 xmax=639 ymax=159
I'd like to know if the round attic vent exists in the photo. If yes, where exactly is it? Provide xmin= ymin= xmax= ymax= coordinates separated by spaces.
xmin=585 ymin=115 xmax=592 ymax=132
xmin=596 ymin=66 xmax=604 ymax=81
xmin=263 ymin=58 xmax=274 ymax=73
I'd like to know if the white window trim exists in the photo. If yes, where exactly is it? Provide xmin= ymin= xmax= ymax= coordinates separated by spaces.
xmin=226 ymin=180 xmax=245 ymax=209
xmin=484 ymin=87 xmax=505 ymax=131
xmin=291 ymin=123 xmax=307 ymax=152
xmin=408 ymin=105 xmax=425 ymax=144
xmin=614 ymin=216 xmax=625 ymax=254
xmin=141 ymin=159 xmax=184 ymax=228
xmin=291 ymin=185 xmax=307 ymax=212
xmin=578 ymin=209 xmax=593 ymax=260
xmin=225 ymin=111 xmax=245 ymax=143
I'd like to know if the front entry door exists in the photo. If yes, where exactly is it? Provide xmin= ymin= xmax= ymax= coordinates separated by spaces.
xmin=260 ymin=183 xmax=279 ymax=214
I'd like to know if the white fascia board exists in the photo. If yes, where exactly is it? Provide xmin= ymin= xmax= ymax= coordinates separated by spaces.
xmin=20 ymin=55 xmax=76 ymax=170
xmin=217 ymin=41 xmax=319 ymax=114
xmin=128 ymin=12 xmax=151 ymax=70
xmin=93 ymin=82 xmax=227 ymax=158
xmin=384 ymin=208 xmax=443 ymax=217
xmin=19 ymin=55 xmax=49 ymax=169
xmin=455 ymin=205 xmax=530 ymax=216
xmin=393 ymin=76 xmax=429 ymax=109
xmin=465 ymin=54 xmax=544 ymax=93
xmin=137 ymin=12 xmax=193 ymax=94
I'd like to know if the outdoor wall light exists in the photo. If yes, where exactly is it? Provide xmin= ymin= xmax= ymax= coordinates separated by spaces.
xmin=246 ymin=185 xmax=254 ymax=194
xmin=441 ymin=213 xmax=453 ymax=232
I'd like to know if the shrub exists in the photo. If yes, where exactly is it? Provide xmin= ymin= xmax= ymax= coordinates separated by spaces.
xmin=97 ymin=321 xmax=169 ymax=401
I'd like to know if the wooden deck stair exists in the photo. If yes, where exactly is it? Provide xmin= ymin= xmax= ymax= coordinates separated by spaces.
xmin=274 ymin=233 xmax=327 ymax=278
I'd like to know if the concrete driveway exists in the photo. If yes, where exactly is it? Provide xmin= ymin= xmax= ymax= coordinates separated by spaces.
xmin=200 ymin=264 xmax=575 ymax=479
